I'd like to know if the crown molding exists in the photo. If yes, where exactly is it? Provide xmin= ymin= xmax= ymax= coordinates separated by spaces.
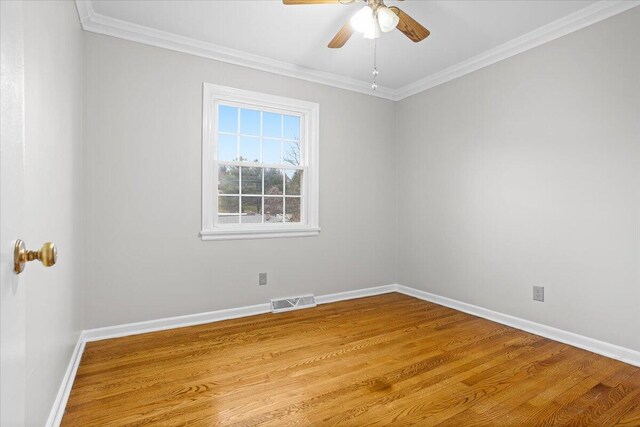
xmin=75 ymin=0 xmax=639 ymax=102
xmin=74 ymin=1 xmax=396 ymax=100
xmin=394 ymin=0 xmax=640 ymax=100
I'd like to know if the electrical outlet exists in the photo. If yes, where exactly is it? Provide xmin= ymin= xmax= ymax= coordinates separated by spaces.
xmin=533 ymin=286 xmax=544 ymax=302
xmin=259 ymin=273 xmax=267 ymax=286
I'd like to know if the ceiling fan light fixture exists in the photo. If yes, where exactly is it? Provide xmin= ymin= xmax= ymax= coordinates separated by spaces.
xmin=350 ymin=6 xmax=374 ymax=33
xmin=377 ymin=6 xmax=399 ymax=32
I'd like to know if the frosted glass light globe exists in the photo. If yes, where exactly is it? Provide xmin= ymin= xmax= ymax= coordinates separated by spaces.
xmin=350 ymin=6 xmax=374 ymax=33
xmin=377 ymin=6 xmax=399 ymax=32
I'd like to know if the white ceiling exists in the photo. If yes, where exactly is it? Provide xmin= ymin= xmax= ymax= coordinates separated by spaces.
xmin=82 ymin=0 xmax=637 ymax=99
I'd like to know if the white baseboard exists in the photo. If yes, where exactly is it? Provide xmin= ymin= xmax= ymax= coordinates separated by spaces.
xmin=395 ymin=284 xmax=640 ymax=368
xmin=47 ymin=282 xmax=640 ymax=426
xmin=81 ymin=285 xmax=397 ymax=343
xmin=81 ymin=302 xmax=271 ymax=343
xmin=315 ymin=284 xmax=396 ymax=305
xmin=45 ymin=336 xmax=85 ymax=427
xmin=46 ymin=284 xmax=395 ymax=426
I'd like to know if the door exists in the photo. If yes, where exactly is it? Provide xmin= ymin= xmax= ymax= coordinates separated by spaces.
xmin=0 ymin=1 xmax=26 ymax=425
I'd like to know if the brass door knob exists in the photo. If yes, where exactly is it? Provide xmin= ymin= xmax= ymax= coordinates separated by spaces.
xmin=14 ymin=240 xmax=57 ymax=274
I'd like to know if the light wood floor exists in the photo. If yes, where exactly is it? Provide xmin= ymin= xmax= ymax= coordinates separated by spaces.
xmin=63 ymin=293 xmax=640 ymax=426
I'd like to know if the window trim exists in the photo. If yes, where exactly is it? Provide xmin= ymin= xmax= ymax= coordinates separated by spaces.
xmin=201 ymin=83 xmax=320 ymax=241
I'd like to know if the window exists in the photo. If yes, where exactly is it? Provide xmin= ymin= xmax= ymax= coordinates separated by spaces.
xmin=201 ymin=84 xmax=320 ymax=240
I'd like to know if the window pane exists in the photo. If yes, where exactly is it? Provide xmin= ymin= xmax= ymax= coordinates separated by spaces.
xmin=218 ymin=196 xmax=239 ymax=224
xmin=263 ymin=112 xmax=282 ymax=139
xmin=283 ymin=115 xmax=300 ymax=141
xmin=241 ymin=167 xmax=262 ymax=195
xmin=284 ymin=170 xmax=301 ymax=196
xmin=240 ymin=108 xmax=260 ymax=136
xmin=218 ymin=105 xmax=238 ymax=134
xmin=240 ymin=136 xmax=260 ymax=163
xmin=283 ymin=141 xmax=300 ymax=166
xmin=285 ymin=197 xmax=301 ymax=223
xmin=217 ymin=134 xmax=237 ymax=161
xmin=218 ymin=165 xmax=239 ymax=194
xmin=264 ymin=197 xmax=284 ymax=223
xmin=262 ymin=139 xmax=281 ymax=164
xmin=241 ymin=196 xmax=262 ymax=224
xmin=264 ymin=168 xmax=283 ymax=195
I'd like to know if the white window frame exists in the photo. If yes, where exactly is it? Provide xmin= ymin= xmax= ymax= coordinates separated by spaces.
xmin=201 ymin=83 xmax=320 ymax=241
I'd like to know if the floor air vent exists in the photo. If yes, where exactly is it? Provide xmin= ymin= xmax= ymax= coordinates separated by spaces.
xmin=271 ymin=295 xmax=316 ymax=313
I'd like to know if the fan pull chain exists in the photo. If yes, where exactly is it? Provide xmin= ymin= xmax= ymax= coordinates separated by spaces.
xmin=372 ymin=38 xmax=378 ymax=91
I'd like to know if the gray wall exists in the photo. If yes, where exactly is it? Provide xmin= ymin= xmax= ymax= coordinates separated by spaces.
xmin=82 ymin=4 xmax=639 ymax=348
xmin=82 ymin=33 xmax=397 ymax=329
xmin=396 ymin=8 xmax=640 ymax=352
xmin=24 ymin=1 xmax=83 ymax=425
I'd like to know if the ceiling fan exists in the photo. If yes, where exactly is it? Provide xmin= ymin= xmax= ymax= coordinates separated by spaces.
xmin=282 ymin=0 xmax=430 ymax=48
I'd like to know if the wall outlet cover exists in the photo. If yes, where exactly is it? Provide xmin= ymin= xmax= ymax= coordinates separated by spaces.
xmin=533 ymin=285 xmax=544 ymax=302
xmin=259 ymin=272 xmax=267 ymax=286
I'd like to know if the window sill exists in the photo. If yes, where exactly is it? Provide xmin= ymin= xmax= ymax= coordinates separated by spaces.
xmin=200 ymin=225 xmax=321 ymax=241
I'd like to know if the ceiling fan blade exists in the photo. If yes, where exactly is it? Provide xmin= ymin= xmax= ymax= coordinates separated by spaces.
xmin=283 ymin=0 xmax=343 ymax=4
xmin=328 ymin=21 xmax=354 ymax=48
xmin=389 ymin=6 xmax=430 ymax=42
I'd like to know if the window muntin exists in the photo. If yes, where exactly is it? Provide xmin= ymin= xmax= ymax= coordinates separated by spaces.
xmin=201 ymin=84 xmax=319 ymax=240
xmin=214 ymin=105 xmax=304 ymax=226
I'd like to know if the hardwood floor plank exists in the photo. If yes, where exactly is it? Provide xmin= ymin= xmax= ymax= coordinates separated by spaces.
xmin=306 ymin=335 xmax=545 ymax=426
xmin=61 ymin=293 xmax=640 ymax=426
xmin=325 ymin=342 xmax=568 ymax=425
xmin=592 ymin=371 xmax=640 ymax=426
xmin=70 ymin=305 xmax=463 ymax=411
xmin=433 ymin=349 xmax=598 ymax=426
